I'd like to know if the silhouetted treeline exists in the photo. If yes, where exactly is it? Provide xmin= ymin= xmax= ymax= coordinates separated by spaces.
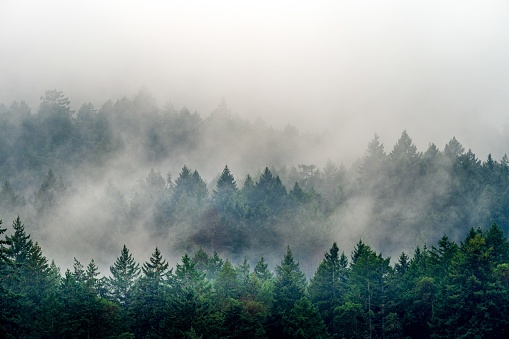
xmin=1 ymin=216 xmax=509 ymax=338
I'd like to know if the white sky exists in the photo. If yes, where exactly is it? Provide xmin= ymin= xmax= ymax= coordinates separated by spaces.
xmin=1 ymin=0 xmax=509 ymax=160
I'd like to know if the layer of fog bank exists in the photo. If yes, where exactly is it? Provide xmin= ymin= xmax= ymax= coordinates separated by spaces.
xmin=2 ymin=0 xmax=509 ymax=273
xmin=2 ymin=1 xmax=509 ymax=164
xmin=0 ymin=89 xmax=505 ymax=275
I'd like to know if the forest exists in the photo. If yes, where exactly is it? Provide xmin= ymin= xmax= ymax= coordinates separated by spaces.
xmin=1 ymin=90 xmax=509 ymax=337
xmin=1 ymin=217 xmax=509 ymax=338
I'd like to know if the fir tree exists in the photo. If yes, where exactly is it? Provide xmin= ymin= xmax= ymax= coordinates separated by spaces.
xmin=109 ymin=245 xmax=140 ymax=306
xmin=212 ymin=165 xmax=238 ymax=211
xmin=308 ymin=242 xmax=348 ymax=334
xmin=282 ymin=297 xmax=328 ymax=339
xmin=268 ymin=247 xmax=307 ymax=337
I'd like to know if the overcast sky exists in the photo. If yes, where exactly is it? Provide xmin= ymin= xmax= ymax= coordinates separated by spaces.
xmin=1 ymin=0 xmax=509 ymax=161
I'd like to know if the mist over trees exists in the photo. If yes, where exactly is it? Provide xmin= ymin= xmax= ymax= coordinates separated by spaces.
xmin=1 ymin=90 xmax=509 ymax=272
xmin=2 ymin=89 xmax=509 ymax=336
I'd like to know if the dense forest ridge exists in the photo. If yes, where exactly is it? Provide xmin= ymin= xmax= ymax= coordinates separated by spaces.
xmin=1 ymin=89 xmax=509 ymax=273
xmin=1 ymin=216 xmax=508 ymax=337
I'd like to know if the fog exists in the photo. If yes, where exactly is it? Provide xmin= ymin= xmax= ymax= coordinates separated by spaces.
xmin=2 ymin=1 xmax=509 ymax=274
xmin=2 ymin=1 xmax=509 ymax=162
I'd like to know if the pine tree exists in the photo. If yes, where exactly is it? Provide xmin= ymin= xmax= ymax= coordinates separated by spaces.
xmin=214 ymin=260 xmax=239 ymax=301
xmin=282 ymin=297 xmax=328 ymax=339
xmin=268 ymin=247 xmax=307 ymax=337
xmin=170 ymin=166 xmax=209 ymax=227
xmin=358 ymin=134 xmax=387 ymax=192
xmin=347 ymin=239 xmax=392 ymax=339
xmin=308 ymin=242 xmax=348 ymax=334
xmin=0 ymin=219 xmax=10 ymax=265
xmin=212 ymin=165 xmax=238 ymax=211
xmin=163 ymin=253 xmax=213 ymax=337
xmin=289 ymin=182 xmax=311 ymax=205
xmin=2 ymin=217 xmax=61 ymax=336
xmin=132 ymin=248 xmax=171 ymax=337
xmin=254 ymin=167 xmax=288 ymax=214
xmin=0 ymin=219 xmax=19 ymax=335
xmin=5 ymin=216 xmax=33 ymax=265
xmin=142 ymin=247 xmax=169 ymax=281
xmin=485 ymin=223 xmax=509 ymax=264
xmin=254 ymin=256 xmax=272 ymax=282
xmin=108 ymin=245 xmax=140 ymax=306
xmin=394 ymin=252 xmax=409 ymax=276
xmin=431 ymin=230 xmax=494 ymax=337
xmin=389 ymin=130 xmax=419 ymax=166
xmin=241 ymin=174 xmax=256 ymax=207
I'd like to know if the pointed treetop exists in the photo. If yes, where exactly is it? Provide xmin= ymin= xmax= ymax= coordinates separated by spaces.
xmin=367 ymin=133 xmax=385 ymax=157
xmin=6 ymin=216 xmax=33 ymax=264
xmin=215 ymin=165 xmax=237 ymax=191
xmin=254 ymin=256 xmax=272 ymax=281
xmin=444 ymin=137 xmax=465 ymax=159
xmin=142 ymin=247 xmax=169 ymax=279
xmin=243 ymin=174 xmax=254 ymax=190
xmin=390 ymin=130 xmax=418 ymax=162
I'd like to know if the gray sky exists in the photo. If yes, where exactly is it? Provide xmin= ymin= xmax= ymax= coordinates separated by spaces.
xmin=1 ymin=0 xmax=509 ymax=161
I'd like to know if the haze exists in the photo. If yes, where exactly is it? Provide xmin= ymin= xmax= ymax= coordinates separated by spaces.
xmin=2 ymin=1 xmax=509 ymax=161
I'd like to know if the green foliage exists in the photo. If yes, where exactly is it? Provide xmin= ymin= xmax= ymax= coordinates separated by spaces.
xmin=1 ymin=220 xmax=509 ymax=337
xmin=268 ymin=246 xmax=307 ymax=337
xmin=108 ymin=244 xmax=140 ymax=307
xmin=131 ymin=248 xmax=172 ymax=337
xmin=308 ymin=242 xmax=348 ymax=334
xmin=6 ymin=98 xmax=509 ymax=337
xmin=254 ymin=256 xmax=273 ymax=282
xmin=163 ymin=253 xmax=214 ymax=338
xmin=347 ymin=239 xmax=392 ymax=339
xmin=282 ymin=297 xmax=328 ymax=338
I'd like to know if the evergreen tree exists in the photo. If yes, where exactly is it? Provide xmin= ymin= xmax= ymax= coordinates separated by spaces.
xmin=254 ymin=167 xmax=288 ymax=213
xmin=60 ymin=263 xmax=122 ymax=338
xmin=86 ymin=259 xmax=101 ymax=293
xmin=0 ymin=219 xmax=19 ymax=335
xmin=443 ymin=136 xmax=465 ymax=160
xmin=241 ymin=174 xmax=256 ymax=207
xmin=254 ymin=256 xmax=273 ymax=282
xmin=308 ymin=242 xmax=348 ymax=335
xmin=132 ymin=248 xmax=171 ymax=337
xmin=268 ymin=246 xmax=307 ymax=337
xmin=388 ymin=130 xmax=420 ymax=193
xmin=0 ymin=220 xmax=9 ymax=265
xmin=389 ymin=130 xmax=419 ymax=165
xmin=2 ymin=217 xmax=62 ymax=336
xmin=431 ymin=230 xmax=496 ymax=337
xmin=485 ymin=223 xmax=509 ymax=264
xmin=358 ymin=133 xmax=387 ymax=192
xmin=214 ymin=259 xmax=239 ymax=301
xmin=163 ymin=253 xmax=214 ymax=337
xmin=5 ymin=216 xmax=33 ymax=265
xmin=282 ymin=297 xmax=328 ymax=339
xmin=394 ymin=252 xmax=409 ymax=276
xmin=347 ymin=239 xmax=392 ymax=339
xmin=289 ymin=182 xmax=312 ymax=205
xmin=212 ymin=165 xmax=238 ymax=212
xmin=108 ymin=244 xmax=140 ymax=307
xmin=395 ymin=245 xmax=434 ymax=338
xmin=142 ymin=247 xmax=169 ymax=281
